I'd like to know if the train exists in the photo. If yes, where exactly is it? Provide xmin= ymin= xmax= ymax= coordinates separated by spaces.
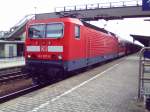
xmin=25 ymin=17 xmax=141 ymax=84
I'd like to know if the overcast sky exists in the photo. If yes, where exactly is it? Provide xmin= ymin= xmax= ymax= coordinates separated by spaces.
xmin=0 ymin=0 xmax=150 ymax=42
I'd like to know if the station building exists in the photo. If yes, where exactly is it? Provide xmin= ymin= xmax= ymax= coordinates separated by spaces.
xmin=0 ymin=30 xmax=25 ymax=58
xmin=0 ymin=40 xmax=24 ymax=58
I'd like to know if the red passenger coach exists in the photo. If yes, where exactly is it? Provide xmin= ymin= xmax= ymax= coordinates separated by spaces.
xmin=25 ymin=17 xmax=138 ymax=84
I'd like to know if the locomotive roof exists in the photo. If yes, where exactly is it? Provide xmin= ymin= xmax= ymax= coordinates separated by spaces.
xmin=30 ymin=17 xmax=115 ymax=36
xmin=29 ymin=17 xmax=83 ymax=25
xmin=81 ymin=21 xmax=115 ymax=36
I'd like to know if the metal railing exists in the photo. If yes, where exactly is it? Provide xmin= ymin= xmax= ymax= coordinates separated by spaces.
xmin=138 ymin=47 xmax=150 ymax=99
xmin=3 ymin=14 xmax=35 ymax=39
xmin=55 ymin=0 xmax=142 ymax=12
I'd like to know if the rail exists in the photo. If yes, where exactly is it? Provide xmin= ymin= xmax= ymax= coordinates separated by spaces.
xmin=138 ymin=47 xmax=150 ymax=110
xmin=55 ymin=0 xmax=142 ymax=12
xmin=0 ymin=66 xmax=23 ymax=75
xmin=0 ymin=72 xmax=29 ymax=83
xmin=0 ymin=66 xmax=29 ymax=82
xmin=0 ymin=66 xmax=35 ymax=103
xmin=0 ymin=84 xmax=39 ymax=103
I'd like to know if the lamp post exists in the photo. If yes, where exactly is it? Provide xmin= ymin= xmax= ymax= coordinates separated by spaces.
xmin=34 ymin=6 xmax=37 ymax=19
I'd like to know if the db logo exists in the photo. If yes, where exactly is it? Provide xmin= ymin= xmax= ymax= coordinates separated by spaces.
xmin=40 ymin=46 xmax=48 ymax=52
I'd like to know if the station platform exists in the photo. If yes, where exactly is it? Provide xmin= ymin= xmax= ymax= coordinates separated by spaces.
xmin=0 ymin=54 xmax=146 ymax=112
xmin=0 ymin=57 xmax=25 ymax=69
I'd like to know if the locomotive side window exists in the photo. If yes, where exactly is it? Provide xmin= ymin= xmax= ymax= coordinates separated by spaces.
xmin=46 ymin=23 xmax=63 ymax=38
xmin=75 ymin=25 xmax=80 ymax=39
xmin=28 ymin=24 xmax=45 ymax=38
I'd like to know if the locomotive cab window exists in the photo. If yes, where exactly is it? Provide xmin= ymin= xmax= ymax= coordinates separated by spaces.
xmin=28 ymin=24 xmax=45 ymax=38
xmin=46 ymin=23 xmax=63 ymax=38
xmin=75 ymin=25 xmax=80 ymax=39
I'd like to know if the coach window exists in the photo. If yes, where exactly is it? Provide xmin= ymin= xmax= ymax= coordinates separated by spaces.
xmin=75 ymin=25 xmax=80 ymax=39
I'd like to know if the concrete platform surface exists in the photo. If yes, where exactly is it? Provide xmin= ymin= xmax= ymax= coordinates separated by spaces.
xmin=0 ymin=57 xmax=25 ymax=69
xmin=0 ymin=54 xmax=146 ymax=112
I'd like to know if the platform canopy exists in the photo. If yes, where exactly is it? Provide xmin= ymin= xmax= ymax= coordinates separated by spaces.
xmin=131 ymin=34 xmax=150 ymax=47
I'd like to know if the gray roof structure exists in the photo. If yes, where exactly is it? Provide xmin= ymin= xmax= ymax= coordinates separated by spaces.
xmin=131 ymin=34 xmax=150 ymax=47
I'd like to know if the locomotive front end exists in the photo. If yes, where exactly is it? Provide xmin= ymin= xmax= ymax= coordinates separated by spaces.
xmin=25 ymin=20 xmax=67 ymax=84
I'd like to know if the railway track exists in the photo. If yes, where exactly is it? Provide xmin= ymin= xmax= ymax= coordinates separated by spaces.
xmin=0 ymin=66 xmax=23 ymax=75
xmin=0 ymin=58 xmax=119 ymax=103
xmin=0 ymin=66 xmax=37 ymax=103
xmin=0 ymin=66 xmax=29 ymax=83
xmin=0 ymin=66 xmax=61 ymax=103
xmin=0 ymin=64 xmax=93 ymax=103
xmin=0 ymin=84 xmax=40 ymax=103
xmin=0 ymin=72 xmax=29 ymax=83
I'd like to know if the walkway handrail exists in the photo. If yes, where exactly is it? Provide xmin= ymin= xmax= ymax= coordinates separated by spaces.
xmin=138 ymin=47 xmax=150 ymax=99
xmin=3 ymin=14 xmax=35 ymax=38
xmin=55 ymin=0 xmax=142 ymax=12
xmin=13 ymin=14 xmax=35 ymax=28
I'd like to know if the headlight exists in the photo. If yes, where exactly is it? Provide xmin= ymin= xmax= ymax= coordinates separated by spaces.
xmin=27 ymin=55 xmax=31 ymax=58
xmin=58 ymin=55 xmax=62 ymax=60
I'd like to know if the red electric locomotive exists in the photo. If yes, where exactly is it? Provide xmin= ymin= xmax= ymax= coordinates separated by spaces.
xmin=25 ymin=17 xmax=138 ymax=84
